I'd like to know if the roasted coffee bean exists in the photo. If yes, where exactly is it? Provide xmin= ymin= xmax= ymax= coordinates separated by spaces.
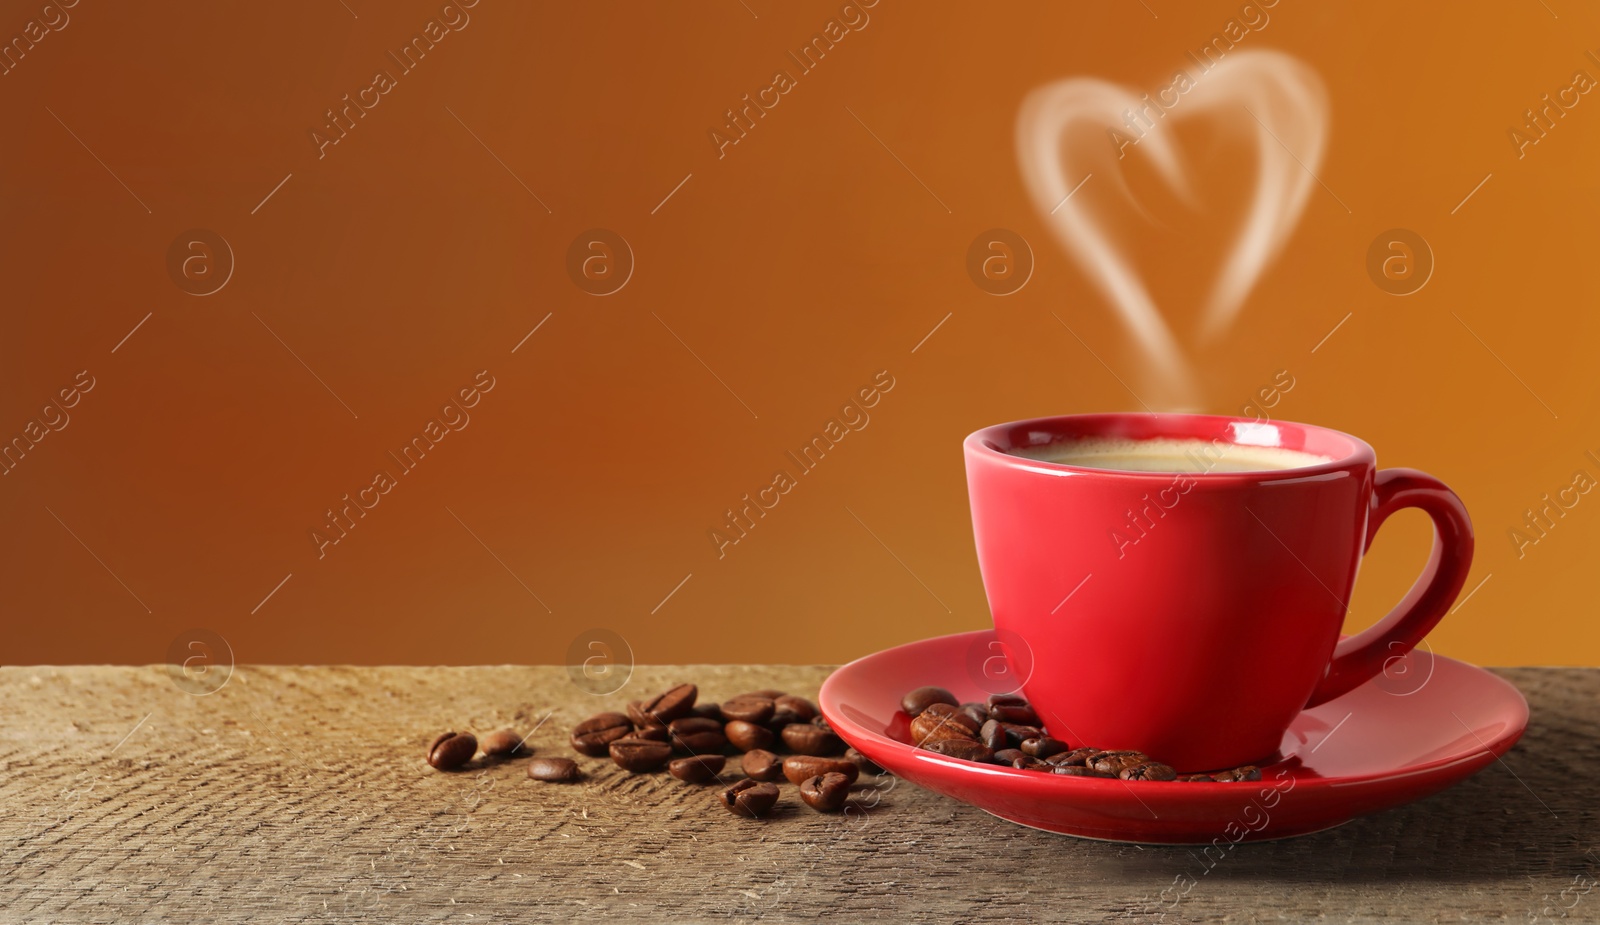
xmin=911 ymin=709 xmax=978 ymax=747
xmin=958 ymin=702 xmax=990 ymax=728
xmin=527 ymin=756 xmax=581 ymax=783
xmin=720 ymin=779 xmax=780 ymax=818
xmin=988 ymin=703 xmax=1042 ymax=726
xmin=1178 ymin=773 xmax=1214 ymax=782
xmin=1051 ymin=747 xmax=1100 ymax=768
xmin=640 ymin=683 xmax=698 ymax=725
xmin=993 ymin=748 xmax=1026 ymax=765
xmin=1215 ymin=765 xmax=1263 ymax=782
xmin=669 ymin=754 xmax=726 ymax=784
xmin=609 ymin=736 xmax=671 ymax=772
xmin=782 ymin=755 xmax=860 ymax=786
xmin=781 ymin=722 xmax=844 ymax=757
xmin=693 ymin=703 xmax=725 ymax=723
xmin=844 ymin=747 xmax=883 ymax=776
xmin=634 ymin=726 xmax=671 ymax=742
xmin=481 ymin=728 xmax=527 ymax=759
xmin=997 ymin=722 xmax=1043 ymax=747
xmin=1120 ymin=762 xmax=1178 ymax=782
xmin=427 ymin=732 xmax=477 ymax=771
xmin=978 ymin=719 xmax=1007 ymax=751
xmin=1054 ymin=765 xmax=1116 ymax=778
xmin=799 ymin=772 xmax=852 ymax=812
xmin=987 ymin=692 xmax=1028 ymax=709
xmin=668 ymin=716 xmax=722 ymax=737
xmin=570 ymin=712 xmax=633 ymax=757
xmin=923 ymin=738 xmax=994 ymax=763
xmin=1011 ymin=755 xmax=1051 ymax=771
xmin=724 ymin=720 xmax=776 ymax=752
xmin=668 ymin=716 xmax=727 ymax=754
xmin=1086 ymin=750 xmax=1148 ymax=775
xmin=740 ymin=689 xmax=786 ymax=700
xmin=1020 ymin=736 xmax=1070 ymax=759
xmin=742 ymin=749 xmax=784 ymax=782
xmin=720 ymin=696 xmax=775 ymax=724
xmin=773 ymin=695 xmax=818 ymax=724
xmin=626 ymin=700 xmax=668 ymax=729
xmin=900 ymin=686 xmax=959 ymax=716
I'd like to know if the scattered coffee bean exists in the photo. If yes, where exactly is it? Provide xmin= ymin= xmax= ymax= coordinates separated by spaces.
xmin=626 ymin=700 xmax=667 ymax=729
xmin=668 ymin=716 xmax=728 ymax=754
xmin=634 ymin=726 xmax=671 ymax=742
xmin=900 ymin=686 xmax=959 ymax=717
xmin=570 ymin=712 xmax=633 ymax=757
xmin=993 ymin=748 xmax=1025 ymax=765
xmin=1120 ymin=762 xmax=1178 ymax=782
xmin=782 ymin=755 xmax=860 ymax=786
xmin=528 ymin=756 xmax=581 ymax=783
xmin=773 ymin=695 xmax=818 ymax=724
xmin=669 ymin=754 xmax=726 ymax=784
xmin=924 ymin=738 xmax=994 ymax=763
xmin=979 ymin=719 xmax=1007 ymax=751
xmin=781 ymin=722 xmax=844 ymax=757
xmin=640 ymin=683 xmax=698 ymax=725
xmin=427 ymin=732 xmax=477 ymax=771
xmin=724 ymin=720 xmax=776 ymax=752
xmin=742 ymin=688 xmax=786 ymax=700
xmin=720 ymin=779 xmax=780 ymax=818
xmin=1020 ymin=736 xmax=1070 ymax=759
xmin=742 ymin=749 xmax=784 ymax=782
xmin=609 ymin=736 xmax=671 ymax=773
xmin=720 ymin=696 xmax=775 ymax=724
xmin=799 ymin=772 xmax=852 ymax=812
xmin=989 ymin=703 xmax=1042 ymax=726
xmin=693 ymin=703 xmax=725 ymax=723
xmin=1086 ymin=750 xmax=1149 ymax=775
xmin=481 ymin=728 xmax=526 ymax=759
xmin=1054 ymin=765 xmax=1116 ymax=778
xmin=844 ymin=747 xmax=883 ymax=776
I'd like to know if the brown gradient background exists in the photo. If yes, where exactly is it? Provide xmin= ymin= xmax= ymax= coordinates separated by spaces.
xmin=2 ymin=0 xmax=1596 ymax=668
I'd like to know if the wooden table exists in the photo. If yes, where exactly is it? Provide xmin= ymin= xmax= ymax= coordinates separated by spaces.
xmin=2 ymin=665 xmax=1595 ymax=923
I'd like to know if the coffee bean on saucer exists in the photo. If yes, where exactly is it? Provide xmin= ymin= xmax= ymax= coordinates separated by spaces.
xmin=1120 ymin=761 xmax=1178 ymax=782
xmin=958 ymin=703 xmax=990 ymax=728
xmin=1051 ymin=747 xmax=1099 ymax=768
xmin=989 ymin=703 xmax=1041 ymax=726
xmin=911 ymin=709 xmax=978 ymax=747
xmin=993 ymin=748 xmax=1025 ymax=765
xmin=781 ymin=722 xmax=844 ymax=756
xmin=1191 ymin=765 xmax=1262 ymax=782
xmin=773 ymin=695 xmax=818 ymax=725
xmin=1086 ymin=750 xmax=1148 ymax=775
xmin=1054 ymin=765 xmax=1116 ymax=778
xmin=900 ymin=686 xmax=959 ymax=717
xmin=609 ymin=736 xmax=671 ymax=772
xmin=639 ymin=683 xmax=698 ymax=725
xmin=1020 ymin=736 xmax=1070 ymax=759
xmin=844 ymin=747 xmax=883 ymax=776
xmin=782 ymin=755 xmax=860 ymax=786
xmin=427 ymin=732 xmax=477 ymax=771
xmin=1178 ymin=773 xmax=1214 ymax=782
xmin=669 ymin=754 xmax=726 ymax=784
xmin=742 ymin=749 xmax=784 ymax=782
xmin=570 ymin=712 xmax=633 ymax=757
xmin=979 ymin=720 xmax=1007 ymax=751
xmin=720 ymin=696 xmax=775 ymax=724
xmin=1011 ymin=755 xmax=1050 ymax=771
xmin=799 ymin=772 xmax=852 ymax=812
xmin=724 ymin=720 xmax=776 ymax=752
xmin=987 ymin=692 xmax=1028 ymax=709
xmin=527 ymin=756 xmax=581 ymax=783
xmin=481 ymin=728 xmax=527 ymax=759
xmin=720 ymin=779 xmax=781 ymax=818
xmin=996 ymin=722 xmax=1043 ymax=748
xmin=924 ymin=738 xmax=994 ymax=763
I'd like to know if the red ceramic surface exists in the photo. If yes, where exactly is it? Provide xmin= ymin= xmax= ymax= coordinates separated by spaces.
xmin=819 ymin=630 xmax=1528 ymax=844
xmin=964 ymin=414 xmax=1475 ymax=771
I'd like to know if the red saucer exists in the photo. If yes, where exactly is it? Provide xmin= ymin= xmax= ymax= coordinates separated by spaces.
xmin=819 ymin=630 xmax=1528 ymax=844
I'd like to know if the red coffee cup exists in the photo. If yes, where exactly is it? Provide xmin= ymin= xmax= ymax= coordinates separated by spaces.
xmin=963 ymin=413 xmax=1473 ymax=772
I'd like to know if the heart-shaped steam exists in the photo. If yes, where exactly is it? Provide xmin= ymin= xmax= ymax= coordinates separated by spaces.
xmin=1017 ymin=50 xmax=1328 ymax=408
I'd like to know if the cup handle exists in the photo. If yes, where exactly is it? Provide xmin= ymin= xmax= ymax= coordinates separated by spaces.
xmin=1304 ymin=468 xmax=1475 ymax=708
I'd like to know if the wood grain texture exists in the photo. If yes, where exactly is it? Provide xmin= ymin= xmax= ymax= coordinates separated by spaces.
xmin=0 ymin=665 xmax=1595 ymax=924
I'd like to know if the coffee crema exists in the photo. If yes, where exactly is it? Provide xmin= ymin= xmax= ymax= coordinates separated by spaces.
xmin=1010 ymin=436 xmax=1329 ymax=473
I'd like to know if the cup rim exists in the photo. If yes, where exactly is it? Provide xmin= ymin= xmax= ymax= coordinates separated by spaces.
xmin=964 ymin=412 xmax=1376 ymax=482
